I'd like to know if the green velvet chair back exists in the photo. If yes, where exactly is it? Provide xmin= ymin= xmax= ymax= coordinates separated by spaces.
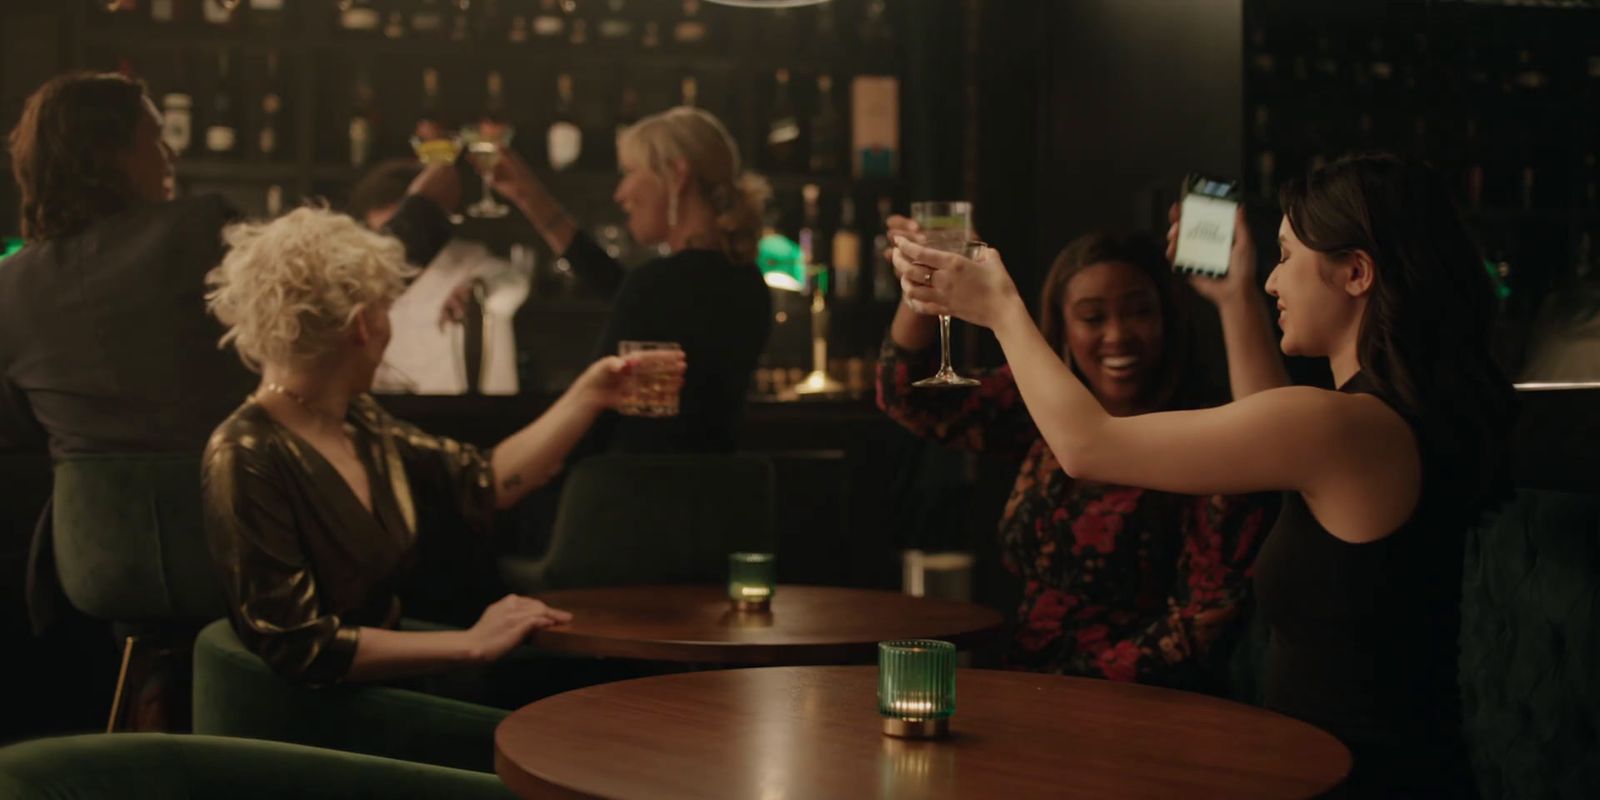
xmin=52 ymin=454 xmax=226 ymax=623
xmin=190 ymin=619 xmax=506 ymax=773
xmin=0 ymin=733 xmax=514 ymax=799
xmin=502 ymin=454 xmax=776 ymax=593
xmin=1459 ymin=489 xmax=1600 ymax=799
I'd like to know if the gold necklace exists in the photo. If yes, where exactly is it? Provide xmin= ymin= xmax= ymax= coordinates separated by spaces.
xmin=260 ymin=382 xmax=347 ymax=428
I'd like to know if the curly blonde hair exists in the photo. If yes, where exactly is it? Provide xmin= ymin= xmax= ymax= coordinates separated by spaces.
xmin=205 ymin=206 xmax=416 ymax=370
xmin=618 ymin=106 xmax=770 ymax=265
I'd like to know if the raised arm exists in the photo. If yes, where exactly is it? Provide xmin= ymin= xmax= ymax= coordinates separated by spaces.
xmin=489 ymin=147 xmax=625 ymax=297
xmin=1168 ymin=205 xmax=1288 ymax=399
xmin=896 ymin=239 xmax=1419 ymax=542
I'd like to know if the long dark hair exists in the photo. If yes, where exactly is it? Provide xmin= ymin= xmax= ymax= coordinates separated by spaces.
xmin=1038 ymin=232 xmax=1210 ymax=412
xmin=1279 ymin=153 xmax=1516 ymax=511
xmin=8 ymin=72 xmax=149 ymax=241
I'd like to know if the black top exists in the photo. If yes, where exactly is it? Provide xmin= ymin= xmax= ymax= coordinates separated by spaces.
xmin=564 ymin=232 xmax=770 ymax=454
xmin=1253 ymin=372 xmax=1476 ymax=797
xmin=0 ymin=195 xmax=452 ymax=457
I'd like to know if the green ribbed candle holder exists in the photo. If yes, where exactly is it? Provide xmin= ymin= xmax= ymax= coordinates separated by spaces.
xmin=877 ymin=639 xmax=956 ymax=738
xmin=727 ymin=552 xmax=775 ymax=612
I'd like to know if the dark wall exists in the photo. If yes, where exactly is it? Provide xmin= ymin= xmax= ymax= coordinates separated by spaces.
xmin=1034 ymin=0 xmax=1243 ymax=288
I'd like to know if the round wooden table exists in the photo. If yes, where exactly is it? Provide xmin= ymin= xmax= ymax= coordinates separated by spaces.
xmin=526 ymin=585 xmax=1003 ymax=665
xmin=496 ymin=666 xmax=1350 ymax=799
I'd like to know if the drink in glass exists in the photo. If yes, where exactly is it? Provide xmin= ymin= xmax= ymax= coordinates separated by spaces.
xmin=460 ymin=124 xmax=514 ymax=218
xmin=909 ymin=201 xmax=980 ymax=388
xmin=618 ymin=340 xmax=684 ymax=417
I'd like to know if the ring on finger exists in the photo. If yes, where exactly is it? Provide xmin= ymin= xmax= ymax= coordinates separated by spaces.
xmin=922 ymin=270 xmax=934 ymax=284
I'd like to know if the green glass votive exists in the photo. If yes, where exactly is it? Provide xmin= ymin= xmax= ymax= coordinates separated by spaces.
xmin=877 ymin=640 xmax=957 ymax=738
xmin=727 ymin=552 xmax=775 ymax=611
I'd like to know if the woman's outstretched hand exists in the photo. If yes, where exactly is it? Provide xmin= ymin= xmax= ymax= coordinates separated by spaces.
xmin=894 ymin=237 xmax=1024 ymax=330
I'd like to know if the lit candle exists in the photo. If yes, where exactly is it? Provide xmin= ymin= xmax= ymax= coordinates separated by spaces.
xmin=878 ymin=640 xmax=956 ymax=739
xmin=727 ymin=552 xmax=776 ymax=611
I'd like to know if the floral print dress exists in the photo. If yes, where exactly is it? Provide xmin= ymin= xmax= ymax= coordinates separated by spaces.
xmin=877 ymin=340 xmax=1273 ymax=686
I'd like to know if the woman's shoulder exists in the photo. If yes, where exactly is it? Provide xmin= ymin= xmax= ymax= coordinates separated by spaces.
xmin=204 ymin=399 xmax=282 ymax=460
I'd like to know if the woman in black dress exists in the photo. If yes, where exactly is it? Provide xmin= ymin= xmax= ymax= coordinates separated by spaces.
xmin=895 ymin=154 xmax=1513 ymax=797
xmin=485 ymin=106 xmax=771 ymax=454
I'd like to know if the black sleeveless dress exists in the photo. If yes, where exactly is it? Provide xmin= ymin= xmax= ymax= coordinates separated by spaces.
xmin=1253 ymin=373 xmax=1478 ymax=798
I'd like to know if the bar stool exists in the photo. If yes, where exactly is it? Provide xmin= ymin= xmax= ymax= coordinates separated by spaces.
xmin=51 ymin=454 xmax=227 ymax=731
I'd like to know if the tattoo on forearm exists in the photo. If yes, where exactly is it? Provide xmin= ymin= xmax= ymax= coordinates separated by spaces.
xmin=501 ymin=474 xmax=523 ymax=492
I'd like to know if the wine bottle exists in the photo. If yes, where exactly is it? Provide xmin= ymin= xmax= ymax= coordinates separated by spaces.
xmin=673 ymin=0 xmax=706 ymax=46
xmin=548 ymin=73 xmax=583 ymax=172
xmin=416 ymin=67 xmax=446 ymax=141
xmin=766 ymin=69 xmax=799 ymax=171
xmin=808 ymin=74 xmax=842 ymax=174
xmin=832 ymin=196 xmax=861 ymax=300
xmin=257 ymin=51 xmax=283 ymax=161
xmin=532 ymin=0 xmax=566 ymax=37
xmin=204 ymin=51 xmax=238 ymax=156
xmin=349 ymin=67 xmax=378 ymax=167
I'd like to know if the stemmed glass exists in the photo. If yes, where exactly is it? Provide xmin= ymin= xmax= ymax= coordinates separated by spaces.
xmin=410 ymin=132 xmax=466 ymax=223
xmin=910 ymin=201 xmax=981 ymax=388
xmin=460 ymin=123 xmax=515 ymax=219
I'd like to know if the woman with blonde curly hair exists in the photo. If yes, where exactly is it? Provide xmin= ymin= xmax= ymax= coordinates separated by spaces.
xmin=487 ymin=106 xmax=771 ymax=454
xmin=201 ymin=206 xmax=683 ymax=689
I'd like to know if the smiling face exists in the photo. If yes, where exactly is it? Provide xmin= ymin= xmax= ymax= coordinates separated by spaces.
xmin=1265 ymin=217 xmax=1366 ymax=358
xmin=1060 ymin=261 xmax=1164 ymax=415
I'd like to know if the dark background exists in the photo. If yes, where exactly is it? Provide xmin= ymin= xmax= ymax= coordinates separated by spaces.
xmin=3 ymin=0 xmax=1598 ymax=744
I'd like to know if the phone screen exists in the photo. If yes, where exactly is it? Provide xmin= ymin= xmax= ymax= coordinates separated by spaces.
xmin=1173 ymin=174 xmax=1239 ymax=278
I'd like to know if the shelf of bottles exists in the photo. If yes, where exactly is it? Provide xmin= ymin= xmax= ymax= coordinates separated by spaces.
xmin=84 ymin=0 xmax=913 ymax=384
xmin=1242 ymin=1 xmax=1600 ymax=328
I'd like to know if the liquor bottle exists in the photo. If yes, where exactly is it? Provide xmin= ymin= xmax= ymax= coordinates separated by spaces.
xmin=850 ymin=75 xmax=899 ymax=178
xmin=416 ymin=67 xmax=446 ymax=141
xmin=161 ymin=91 xmax=194 ymax=157
xmin=339 ymin=0 xmax=382 ymax=34
xmin=257 ymin=51 xmax=283 ymax=161
xmin=569 ymin=18 xmax=589 ymax=45
xmin=201 ymin=0 xmax=238 ymax=27
xmin=249 ymin=0 xmax=284 ymax=31
xmin=598 ymin=0 xmax=633 ymax=42
xmin=384 ymin=10 xmax=407 ymax=38
xmin=766 ymin=69 xmax=799 ymax=171
xmin=265 ymin=184 xmax=284 ymax=217
xmin=832 ymin=196 xmax=861 ymax=300
xmin=483 ymin=69 xmax=509 ymax=128
xmin=808 ymin=74 xmax=842 ymax=174
xmin=204 ymin=52 xmax=238 ymax=156
xmin=548 ymin=73 xmax=583 ymax=172
xmin=150 ymin=0 xmax=179 ymax=25
xmin=800 ymin=184 xmax=822 ymax=283
xmin=450 ymin=0 xmax=471 ymax=41
xmin=508 ymin=15 xmax=529 ymax=43
xmin=412 ymin=0 xmax=447 ymax=36
xmin=615 ymin=84 xmax=640 ymax=139
xmin=640 ymin=21 xmax=660 ymax=49
xmin=673 ymin=0 xmax=706 ymax=46
xmin=859 ymin=0 xmax=891 ymax=47
xmin=477 ymin=0 xmax=505 ymax=40
xmin=680 ymin=75 xmax=698 ymax=108
xmin=532 ymin=0 xmax=566 ymax=37
xmin=349 ymin=68 xmax=378 ymax=167
xmin=871 ymin=196 xmax=898 ymax=302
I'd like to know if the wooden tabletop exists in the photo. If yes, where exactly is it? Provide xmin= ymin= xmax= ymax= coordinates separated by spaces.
xmin=496 ymin=666 xmax=1350 ymax=800
xmin=526 ymin=585 xmax=1003 ymax=665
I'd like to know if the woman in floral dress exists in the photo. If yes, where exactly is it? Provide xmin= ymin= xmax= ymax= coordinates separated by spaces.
xmin=878 ymin=227 xmax=1281 ymax=688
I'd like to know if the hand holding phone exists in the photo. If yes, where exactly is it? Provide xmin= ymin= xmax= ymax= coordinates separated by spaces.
xmin=1172 ymin=174 xmax=1240 ymax=278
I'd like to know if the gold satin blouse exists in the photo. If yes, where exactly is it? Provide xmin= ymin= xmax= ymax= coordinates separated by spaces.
xmin=201 ymin=394 xmax=496 ymax=686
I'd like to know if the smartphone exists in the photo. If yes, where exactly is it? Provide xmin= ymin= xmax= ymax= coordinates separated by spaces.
xmin=1172 ymin=173 xmax=1240 ymax=278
